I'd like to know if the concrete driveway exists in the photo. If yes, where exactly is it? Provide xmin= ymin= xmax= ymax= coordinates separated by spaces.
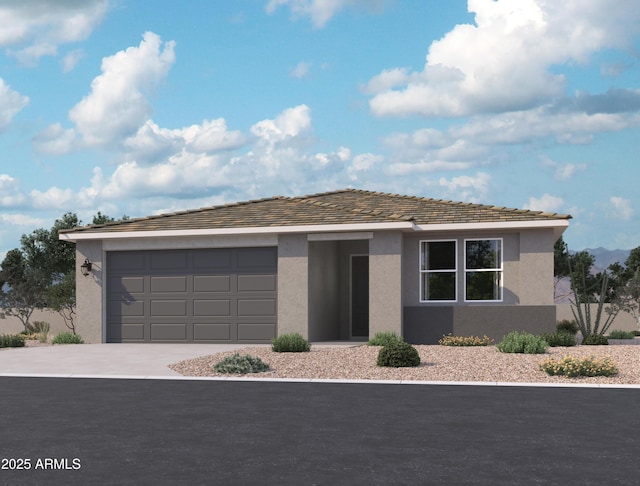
xmin=0 ymin=343 xmax=257 ymax=378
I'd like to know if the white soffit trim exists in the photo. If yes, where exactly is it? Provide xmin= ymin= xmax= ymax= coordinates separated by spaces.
xmin=59 ymin=222 xmax=415 ymax=241
xmin=414 ymin=220 xmax=570 ymax=233
xmin=308 ymin=232 xmax=374 ymax=241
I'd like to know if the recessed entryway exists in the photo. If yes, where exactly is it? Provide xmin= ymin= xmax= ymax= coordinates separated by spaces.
xmin=350 ymin=254 xmax=369 ymax=338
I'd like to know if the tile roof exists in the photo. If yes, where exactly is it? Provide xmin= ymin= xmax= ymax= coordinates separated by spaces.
xmin=60 ymin=188 xmax=571 ymax=234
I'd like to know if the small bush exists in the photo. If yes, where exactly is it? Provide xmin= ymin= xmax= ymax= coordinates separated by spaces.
xmin=27 ymin=321 xmax=50 ymax=334
xmin=556 ymin=319 xmax=579 ymax=335
xmin=19 ymin=331 xmax=39 ymax=340
xmin=52 ymin=332 xmax=83 ymax=344
xmin=0 ymin=334 xmax=25 ymax=348
xmin=633 ymin=330 xmax=640 ymax=337
xmin=539 ymin=331 xmax=576 ymax=347
xmin=37 ymin=322 xmax=50 ymax=343
xmin=439 ymin=334 xmax=493 ymax=346
xmin=376 ymin=341 xmax=420 ymax=368
xmin=607 ymin=330 xmax=635 ymax=340
xmin=581 ymin=334 xmax=609 ymax=346
xmin=367 ymin=331 xmax=403 ymax=346
xmin=271 ymin=333 xmax=311 ymax=352
xmin=213 ymin=353 xmax=270 ymax=374
xmin=496 ymin=331 xmax=548 ymax=354
xmin=540 ymin=355 xmax=618 ymax=377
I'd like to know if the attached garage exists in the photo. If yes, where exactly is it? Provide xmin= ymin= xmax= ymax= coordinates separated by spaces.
xmin=106 ymin=247 xmax=277 ymax=343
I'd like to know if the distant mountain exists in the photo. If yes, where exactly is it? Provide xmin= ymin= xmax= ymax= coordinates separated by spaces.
xmin=582 ymin=247 xmax=631 ymax=272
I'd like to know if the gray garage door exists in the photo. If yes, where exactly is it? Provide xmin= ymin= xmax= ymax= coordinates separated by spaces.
xmin=107 ymin=248 xmax=277 ymax=343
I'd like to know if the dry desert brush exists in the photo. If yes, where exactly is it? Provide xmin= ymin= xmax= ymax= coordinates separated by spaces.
xmin=539 ymin=355 xmax=618 ymax=378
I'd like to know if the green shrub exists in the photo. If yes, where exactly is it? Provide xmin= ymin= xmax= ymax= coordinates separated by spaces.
xmin=52 ymin=332 xmax=83 ymax=344
xmin=607 ymin=330 xmax=635 ymax=340
xmin=37 ymin=322 xmax=50 ymax=343
xmin=213 ymin=353 xmax=270 ymax=374
xmin=19 ymin=331 xmax=39 ymax=340
xmin=496 ymin=331 xmax=548 ymax=354
xmin=633 ymin=330 xmax=640 ymax=337
xmin=539 ymin=331 xmax=576 ymax=347
xmin=376 ymin=341 xmax=420 ymax=368
xmin=581 ymin=334 xmax=608 ymax=345
xmin=271 ymin=333 xmax=311 ymax=352
xmin=0 ymin=334 xmax=25 ymax=348
xmin=27 ymin=321 xmax=50 ymax=334
xmin=556 ymin=319 xmax=579 ymax=335
xmin=367 ymin=331 xmax=404 ymax=346
xmin=540 ymin=355 xmax=618 ymax=377
xmin=438 ymin=334 xmax=493 ymax=346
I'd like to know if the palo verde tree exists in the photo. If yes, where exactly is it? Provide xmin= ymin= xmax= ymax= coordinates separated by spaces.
xmin=609 ymin=246 xmax=640 ymax=331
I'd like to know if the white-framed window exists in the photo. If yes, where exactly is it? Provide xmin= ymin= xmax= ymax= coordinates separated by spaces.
xmin=464 ymin=238 xmax=503 ymax=302
xmin=420 ymin=240 xmax=457 ymax=302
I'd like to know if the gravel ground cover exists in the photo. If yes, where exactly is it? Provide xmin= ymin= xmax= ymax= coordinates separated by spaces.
xmin=168 ymin=344 xmax=640 ymax=385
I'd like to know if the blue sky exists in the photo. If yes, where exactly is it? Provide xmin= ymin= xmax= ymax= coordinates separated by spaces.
xmin=1 ymin=0 xmax=639 ymax=260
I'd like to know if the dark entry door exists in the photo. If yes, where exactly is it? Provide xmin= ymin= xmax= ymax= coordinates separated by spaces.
xmin=351 ymin=255 xmax=369 ymax=337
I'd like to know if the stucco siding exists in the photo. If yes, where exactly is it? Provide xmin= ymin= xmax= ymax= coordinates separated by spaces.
xmin=76 ymin=240 xmax=104 ymax=343
xmin=277 ymin=234 xmax=309 ymax=338
xmin=369 ymin=232 xmax=402 ymax=336
xmin=518 ymin=229 xmax=555 ymax=305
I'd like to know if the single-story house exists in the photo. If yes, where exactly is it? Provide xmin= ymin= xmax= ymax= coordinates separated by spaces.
xmin=59 ymin=189 xmax=571 ymax=344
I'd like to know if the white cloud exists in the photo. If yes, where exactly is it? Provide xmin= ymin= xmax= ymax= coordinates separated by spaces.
xmin=0 ymin=174 xmax=26 ymax=207
xmin=0 ymin=0 xmax=108 ymax=64
xmin=524 ymin=193 xmax=564 ymax=213
xmin=609 ymin=196 xmax=633 ymax=221
xmin=32 ymin=123 xmax=76 ymax=155
xmin=251 ymin=104 xmax=312 ymax=143
xmin=0 ymin=213 xmax=45 ymax=227
xmin=29 ymin=187 xmax=76 ymax=210
xmin=0 ymin=78 xmax=29 ymax=132
xmin=290 ymin=61 xmax=312 ymax=79
xmin=555 ymin=163 xmax=587 ymax=181
xmin=438 ymin=172 xmax=490 ymax=201
xmin=68 ymin=31 xmax=176 ymax=147
xmin=61 ymin=48 xmax=85 ymax=73
xmin=367 ymin=0 xmax=640 ymax=118
xmin=266 ymin=0 xmax=388 ymax=28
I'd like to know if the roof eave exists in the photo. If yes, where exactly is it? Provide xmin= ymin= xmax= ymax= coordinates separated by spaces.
xmin=58 ymin=221 xmax=417 ymax=242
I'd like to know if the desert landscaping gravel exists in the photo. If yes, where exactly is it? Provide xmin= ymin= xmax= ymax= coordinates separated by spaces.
xmin=168 ymin=344 xmax=640 ymax=385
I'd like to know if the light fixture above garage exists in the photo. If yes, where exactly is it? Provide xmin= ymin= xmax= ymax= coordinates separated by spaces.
xmin=80 ymin=258 xmax=92 ymax=277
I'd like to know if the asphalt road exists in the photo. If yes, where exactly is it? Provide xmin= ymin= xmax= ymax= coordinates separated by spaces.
xmin=0 ymin=378 xmax=638 ymax=485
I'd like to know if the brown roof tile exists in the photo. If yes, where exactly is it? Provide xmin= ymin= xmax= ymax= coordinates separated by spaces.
xmin=60 ymin=188 xmax=571 ymax=234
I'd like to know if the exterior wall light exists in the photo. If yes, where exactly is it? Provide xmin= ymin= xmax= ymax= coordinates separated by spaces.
xmin=80 ymin=258 xmax=93 ymax=277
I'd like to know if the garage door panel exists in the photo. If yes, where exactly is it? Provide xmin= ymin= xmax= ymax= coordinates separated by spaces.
xmin=150 ymin=323 xmax=187 ymax=341
xmin=110 ymin=276 xmax=145 ymax=293
xmin=193 ymin=249 xmax=232 ymax=269
xmin=151 ymin=252 xmax=188 ymax=270
xmin=109 ymin=253 xmax=146 ymax=272
xmin=238 ymin=274 xmax=276 ymax=292
xmin=150 ymin=300 xmax=187 ymax=316
xmin=194 ymin=275 xmax=230 ymax=292
xmin=194 ymin=323 xmax=231 ymax=341
xmin=109 ymin=300 xmax=145 ymax=317
xmin=107 ymin=248 xmax=277 ymax=343
xmin=109 ymin=323 xmax=145 ymax=341
xmin=238 ymin=323 xmax=276 ymax=341
xmin=237 ymin=247 xmax=277 ymax=269
xmin=237 ymin=299 xmax=276 ymax=316
xmin=193 ymin=299 xmax=230 ymax=316
xmin=151 ymin=276 xmax=187 ymax=293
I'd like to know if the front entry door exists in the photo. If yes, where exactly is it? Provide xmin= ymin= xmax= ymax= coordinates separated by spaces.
xmin=351 ymin=255 xmax=369 ymax=337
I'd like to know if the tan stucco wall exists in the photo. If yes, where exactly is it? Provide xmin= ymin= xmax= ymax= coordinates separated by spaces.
xmin=556 ymin=304 xmax=639 ymax=333
xmin=1 ymin=309 xmax=74 ymax=336
xmin=369 ymin=231 xmax=403 ymax=336
xmin=518 ymin=228 xmax=555 ymax=305
xmin=277 ymin=234 xmax=309 ymax=338
xmin=75 ymin=240 xmax=104 ymax=343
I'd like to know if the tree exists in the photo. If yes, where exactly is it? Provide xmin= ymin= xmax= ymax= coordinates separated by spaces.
xmin=554 ymin=236 xmax=571 ymax=302
xmin=47 ymin=272 xmax=77 ymax=334
xmin=0 ymin=249 xmax=48 ymax=331
xmin=609 ymin=246 xmax=640 ymax=331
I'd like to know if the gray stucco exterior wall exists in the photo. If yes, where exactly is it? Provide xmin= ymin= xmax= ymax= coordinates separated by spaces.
xmin=369 ymin=232 xmax=403 ymax=336
xmin=75 ymin=240 xmax=103 ymax=343
xmin=277 ymin=234 xmax=309 ymax=338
